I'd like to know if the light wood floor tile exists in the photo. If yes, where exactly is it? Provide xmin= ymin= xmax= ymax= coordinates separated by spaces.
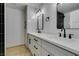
xmin=6 ymin=45 xmax=32 ymax=56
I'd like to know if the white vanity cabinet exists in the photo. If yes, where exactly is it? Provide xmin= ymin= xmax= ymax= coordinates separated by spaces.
xmin=27 ymin=35 xmax=34 ymax=54
xmin=42 ymin=40 xmax=76 ymax=56
xmin=41 ymin=48 xmax=53 ymax=56
xmin=27 ymin=34 xmax=42 ymax=56
xmin=27 ymin=34 xmax=77 ymax=56
xmin=51 ymin=44 xmax=75 ymax=56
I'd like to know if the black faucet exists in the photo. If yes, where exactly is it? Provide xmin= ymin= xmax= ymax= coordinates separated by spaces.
xmin=63 ymin=29 xmax=66 ymax=38
xmin=61 ymin=28 xmax=66 ymax=38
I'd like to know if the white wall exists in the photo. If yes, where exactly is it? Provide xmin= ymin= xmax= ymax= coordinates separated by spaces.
xmin=6 ymin=6 xmax=24 ymax=48
xmin=26 ymin=3 xmax=58 ymax=34
xmin=41 ymin=3 xmax=58 ymax=34
xmin=26 ymin=6 xmax=38 ymax=33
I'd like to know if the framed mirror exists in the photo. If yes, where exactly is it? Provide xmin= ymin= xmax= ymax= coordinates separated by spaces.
xmin=36 ymin=9 xmax=44 ymax=33
xmin=57 ymin=3 xmax=79 ymax=29
xmin=57 ymin=10 xmax=64 ymax=29
xmin=37 ymin=14 xmax=44 ymax=30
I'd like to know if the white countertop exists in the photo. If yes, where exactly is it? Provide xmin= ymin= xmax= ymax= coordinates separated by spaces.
xmin=27 ymin=32 xmax=79 ymax=55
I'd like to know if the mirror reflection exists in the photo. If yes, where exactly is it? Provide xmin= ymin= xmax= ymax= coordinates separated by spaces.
xmin=57 ymin=3 xmax=79 ymax=29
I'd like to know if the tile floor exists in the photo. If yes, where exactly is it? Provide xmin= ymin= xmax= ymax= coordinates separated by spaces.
xmin=6 ymin=45 xmax=32 ymax=56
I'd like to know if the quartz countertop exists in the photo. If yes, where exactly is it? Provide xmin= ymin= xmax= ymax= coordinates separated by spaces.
xmin=27 ymin=32 xmax=79 ymax=55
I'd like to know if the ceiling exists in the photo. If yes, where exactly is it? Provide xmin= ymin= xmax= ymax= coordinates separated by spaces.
xmin=6 ymin=3 xmax=43 ymax=10
xmin=57 ymin=3 xmax=79 ymax=13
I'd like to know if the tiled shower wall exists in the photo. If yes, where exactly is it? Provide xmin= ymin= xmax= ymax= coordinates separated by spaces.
xmin=0 ymin=3 xmax=4 ymax=56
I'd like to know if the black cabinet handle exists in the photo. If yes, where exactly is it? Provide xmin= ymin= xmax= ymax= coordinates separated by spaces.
xmin=34 ymin=45 xmax=38 ymax=50
xmin=34 ymin=38 xmax=38 ymax=41
xmin=33 ymin=53 xmax=36 ymax=56
xmin=29 ymin=39 xmax=31 ymax=44
xmin=48 ymin=54 xmax=51 ymax=56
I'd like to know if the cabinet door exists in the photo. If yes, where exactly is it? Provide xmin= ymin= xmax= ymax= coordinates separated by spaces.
xmin=27 ymin=35 xmax=34 ymax=53
xmin=32 ymin=50 xmax=39 ymax=56
xmin=42 ymin=40 xmax=53 ymax=53
xmin=51 ymin=44 xmax=75 ymax=56
xmin=42 ymin=39 xmax=75 ymax=56
xmin=41 ymin=48 xmax=53 ymax=56
xmin=33 ymin=43 xmax=42 ymax=56
xmin=32 ymin=36 xmax=42 ymax=56
xmin=27 ymin=35 xmax=42 ymax=56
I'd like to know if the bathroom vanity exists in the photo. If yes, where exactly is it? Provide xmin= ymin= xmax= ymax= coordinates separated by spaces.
xmin=25 ymin=3 xmax=79 ymax=56
xmin=26 ymin=33 xmax=79 ymax=56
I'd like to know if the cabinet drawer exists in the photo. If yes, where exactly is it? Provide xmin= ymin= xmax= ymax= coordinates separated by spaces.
xmin=28 ymin=35 xmax=42 ymax=46
xmin=33 ymin=37 xmax=42 ymax=45
xmin=33 ymin=44 xmax=41 ymax=56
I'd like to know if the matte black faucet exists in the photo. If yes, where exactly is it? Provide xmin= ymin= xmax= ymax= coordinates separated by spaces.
xmin=61 ymin=28 xmax=66 ymax=38
xmin=63 ymin=28 xmax=66 ymax=38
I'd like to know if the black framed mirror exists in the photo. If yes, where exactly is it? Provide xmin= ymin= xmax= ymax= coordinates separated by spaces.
xmin=57 ymin=3 xmax=65 ymax=29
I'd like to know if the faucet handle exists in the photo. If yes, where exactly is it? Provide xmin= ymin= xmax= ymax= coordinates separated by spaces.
xmin=59 ymin=32 xmax=61 ymax=37
xmin=69 ymin=34 xmax=74 ymax=39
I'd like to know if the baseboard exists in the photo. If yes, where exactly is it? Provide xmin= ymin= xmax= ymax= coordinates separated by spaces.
xmin=6 ymin=44 xmax=25 ymax=49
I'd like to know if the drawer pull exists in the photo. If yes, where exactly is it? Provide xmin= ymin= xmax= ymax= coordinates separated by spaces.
xmin=34 ymin=39 xmax=38 ymax=41
xmin=33 ymin=53 xmax=36 ymax=56
xmin=29 ymin=39 xmax=31 ymax=44
xmin=34 ymin=45 xmax=38 ymax=50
